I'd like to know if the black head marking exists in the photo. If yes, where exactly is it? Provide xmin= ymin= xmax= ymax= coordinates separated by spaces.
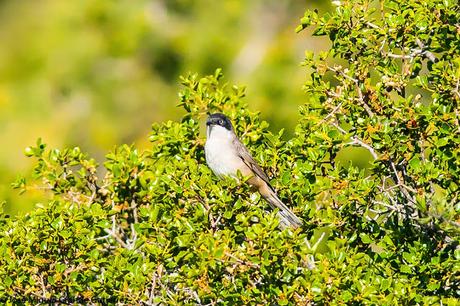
xmin=206 ymin=113 xmax=234 ymax=131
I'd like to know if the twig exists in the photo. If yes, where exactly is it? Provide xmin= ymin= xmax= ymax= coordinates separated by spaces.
xmin=419 ymin=139 xmax=434 ymax=210
xmin=39 ymin=274 xmax=47 ymax=299
xmin=332 ymin=122 xmax=347 ymax=134
xmin=104 ymin=228 xmax=130 ymax=249
xmin=327 ymin=65 xmax=357 ymax=83
xmin=311 ymin=232 xmax=326 ymax=251
xmin=381 ymin=38 xmax=436 ymax=63
xmin=332 ymin=122 xmax=379 ymax=160
xmin=390 ymin=161 xmax=401 ymax=185
xmin=389 ymin=160 xmax=417 ymax=206
xmin=148 ymin=271 xmax=157 ymax=305
xmin=378 ymin=38 xmax=387 ymax=54
xmin=327 ymin=65 xmax=375 ymax=117
xmin=13 ymin=285 xmax=44 ymax=299
xmin=196 ymin=195 xmax=221 ymax=230
xmin=95 ymin=234 xmax=111 ymax=241
xmin=129 ymin=200 xmax=139 ymax=249
xmin=454 ymin=103 xmax=460 ymax=134
xmin=224 ymin=251 xmax=260 ymax=269
xmin=366 ymin=21 xmax=380 ymax=29
xmin=454 ymin=77 xmax=460 ymax=100
xmin=382 ymin=183 xmax=417 ymax=194
xmin=346 ymin=137 xmax=378 ymax=160
xmin=415 ymin=38 xmax=437 ymax=62
xmin=321 ymin=102 xmax=343 ymax=123
xmin=428 ymin=212 xmax=460 ymax=229
xmin=386 ymin=53 xmax=413 ymax=59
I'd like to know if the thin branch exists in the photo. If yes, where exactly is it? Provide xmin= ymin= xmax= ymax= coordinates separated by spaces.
xmin=332 ymin=122 xmax=378 ymax=160
xmin=455 ymin=77 xmax=460 ymax=100
xmin=366 ymin=21 xmax=380 ymax=29
xmin=148 ymin=271 xmax=158 ymax=305
xmin=389 ymin=160 xmax=416 ymax=205
xmin=327 ymin=65 xmax=358 ymax=83
xmin=380 ymin=38 xmax=436 ymax=63
xmin=415 ymin=38 xmax=437 ymax=62
xmin=378 ymin=38 xmax=387 ymax=54
xmin=327 ymin=65 xmax=375 ymax=117
xmin=13 ymin=285 xmax=45 ymax=299
xmin=196 ymin=195 xmax=221 ymax=230
xmin=322 ymin=102 xmax=343 ymax=123
xmin=427 ymin=212 xmax=460 ymax=229
xmin=311 ymin=232 xmax=326 ymax=251
xmin=419 ymin=139 xmax=434 ymax=210
xmin=95 ymin=234 xmax=111 ymax=241
xmin=39 ymin=274 xmax=47 ymax=299
xmin=455 ymin=102 xmax=460 ymax=134
xmin=129 ymin=223 xmax=138 ymax=249
xmin=224 ymin=251 xmax=260 ymax=269
xmin=386 ymin=53 xmax=413 ymax=59
xmin=129 ymin=200 xmax=139 ymax=249
xmin=390 ymin=161 xmax=401 ymax=185
xmin=104 ymin=228 xmax=130 ymax=249
xmin=345 ymin=137 xmax=378 ymax=160
xmin=381 ymin=183 xmax=417 ymax=194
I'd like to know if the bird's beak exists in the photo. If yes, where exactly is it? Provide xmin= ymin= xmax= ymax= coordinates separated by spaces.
xmin=206 ymin=120 xmax=212 ymax=138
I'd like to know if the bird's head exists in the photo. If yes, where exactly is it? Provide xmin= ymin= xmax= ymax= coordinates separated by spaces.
xmin=206 ymin=113 xmax=234 ymax=131
xmin=205 ymin=113 xmax=235 ymax=140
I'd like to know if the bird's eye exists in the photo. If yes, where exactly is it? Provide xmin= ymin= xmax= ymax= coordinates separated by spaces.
xmin=219 ymin=119 xmax=224 ymax=125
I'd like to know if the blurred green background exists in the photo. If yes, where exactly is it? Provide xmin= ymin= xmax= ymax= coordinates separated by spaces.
xmin=2 ymin=0 xmax=364 ymax=214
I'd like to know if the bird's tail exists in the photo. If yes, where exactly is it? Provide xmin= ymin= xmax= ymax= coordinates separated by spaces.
xmin=263 ymin=189 xmax=302 ymax=229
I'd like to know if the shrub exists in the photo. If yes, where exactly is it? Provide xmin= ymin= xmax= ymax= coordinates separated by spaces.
xmin=1 ymin=0 xmax=459 ymax=304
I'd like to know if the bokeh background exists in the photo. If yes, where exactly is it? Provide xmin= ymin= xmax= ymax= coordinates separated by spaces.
xmin=0 ymin=0 xmax=344 ymax=214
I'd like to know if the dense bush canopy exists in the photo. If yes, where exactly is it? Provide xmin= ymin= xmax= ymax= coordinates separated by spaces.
xmin=0 ymin=0 xmax=311 ymax=214
xmin=1 ymin=0 xmax=459 ymax=304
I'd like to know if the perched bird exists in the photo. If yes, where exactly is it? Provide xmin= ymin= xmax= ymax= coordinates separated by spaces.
xmin=204 ymin=113 xmax=302 ymax=229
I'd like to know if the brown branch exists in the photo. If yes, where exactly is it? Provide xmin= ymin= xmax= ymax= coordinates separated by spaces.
xmin=224 ymin=251 xmax=260 ymax=269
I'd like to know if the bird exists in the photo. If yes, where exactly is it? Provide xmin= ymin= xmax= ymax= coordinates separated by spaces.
xmin=204 ymin=113 xmax=302 ymax=229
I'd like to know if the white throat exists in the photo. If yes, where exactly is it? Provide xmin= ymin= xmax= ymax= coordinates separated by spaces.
xmin=206 ymin=125 xmax=233 ymax=141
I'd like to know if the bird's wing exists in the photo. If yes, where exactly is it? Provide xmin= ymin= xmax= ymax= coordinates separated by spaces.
xmin=233 ymin=138 xmax=302 ymax=228
xmin=233 ymin=138 xmax=273 ymax=187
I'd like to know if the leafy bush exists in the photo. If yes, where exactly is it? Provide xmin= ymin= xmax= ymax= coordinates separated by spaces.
xmin=1 ymin=0 xmax=459 ymax=304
